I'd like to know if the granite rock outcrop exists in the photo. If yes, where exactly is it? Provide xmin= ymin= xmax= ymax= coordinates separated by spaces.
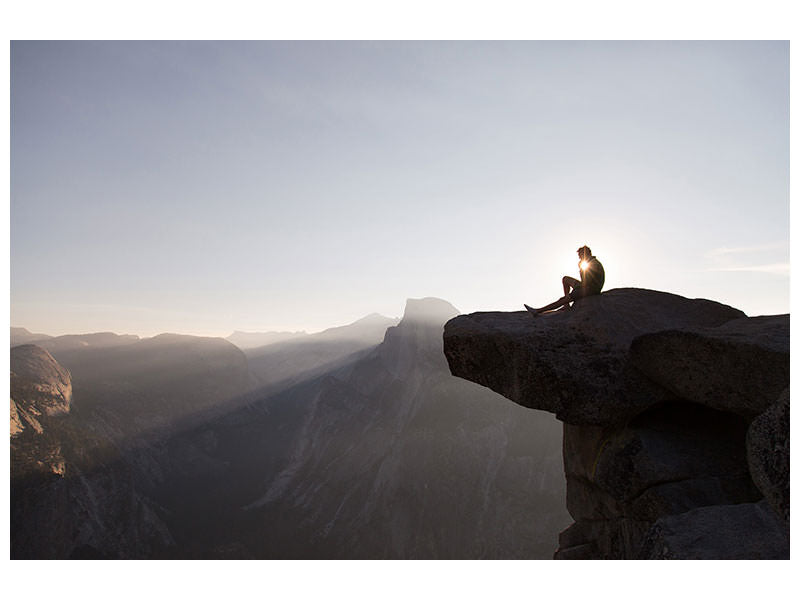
xmin=443 ymin=288 xmax=789 ymax=559
xmin=746 ymin=389 xmax=790 ymax=522
xmin=11 ymin=344 xmax=73 ymax=419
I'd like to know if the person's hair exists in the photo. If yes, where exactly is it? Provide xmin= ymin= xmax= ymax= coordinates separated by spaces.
xmin=578 ymin=245 xmax=591 ymax=256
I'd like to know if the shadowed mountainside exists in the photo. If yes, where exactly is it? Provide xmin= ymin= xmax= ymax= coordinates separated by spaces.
xmin=242 ymin=312 xmax=399 ymax=393
xmin=43 ymin=333 xmax=254 ymax=440
xmin=10 ymin=334 xmax=256 ymax=559
xmin=235 ymin=298 xmax=568 ymax=558
xmin=11 ymin=299 xmax=568 ymax=559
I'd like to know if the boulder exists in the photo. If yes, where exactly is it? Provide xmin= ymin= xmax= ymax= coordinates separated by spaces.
xmin=747 ymin=389 xmax=789 ymax=521
xmin=629 ymin=476 xmax=760 ymax=522
xmin=554 ymin=517 xmax=651 ymax=559
xmin=638 ymin=500 xmax=789 ymax=559
xmin=591 ymin=402 xmax=754 ymax=507
xmin=443 ymin=288 xmax=745 ymax=426
xmin=560 ymin=402 xmax=761 ymax=553
xmin=630 ymin=315 xmax=789 ymax=418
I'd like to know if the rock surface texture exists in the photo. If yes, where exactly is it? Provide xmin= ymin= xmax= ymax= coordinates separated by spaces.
xmin=11 ymin=345 xmax=73 ymax=418
xmin=443 ymin=288 xmax=789 ymax=559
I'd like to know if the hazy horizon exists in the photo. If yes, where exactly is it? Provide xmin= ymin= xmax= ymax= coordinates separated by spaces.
xmin=11 ymin=41 xmax=789 ymax=337
xmin=10 ymin=307 xmax=403 ymax=338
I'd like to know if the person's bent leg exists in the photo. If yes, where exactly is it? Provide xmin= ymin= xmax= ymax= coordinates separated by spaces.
xmin=562 ymin=276 xmax=580 ymax=298
xmin=525 ymin=276 xmax=579 ymax=315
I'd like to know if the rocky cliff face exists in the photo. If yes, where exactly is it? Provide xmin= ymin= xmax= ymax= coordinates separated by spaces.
xmin=11 ymin=344 xmax=73 ymax=419
xmin=10 ymin=345 xmax=73 ymax=478
xmin=10 ymin=335 xmax=252 ymax=559
xmin=443 ymin=288 xmax=789 ymax=559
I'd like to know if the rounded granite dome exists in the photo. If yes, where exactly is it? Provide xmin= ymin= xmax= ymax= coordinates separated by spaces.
xmin=401 ymin=297 xmax=459 ymax=324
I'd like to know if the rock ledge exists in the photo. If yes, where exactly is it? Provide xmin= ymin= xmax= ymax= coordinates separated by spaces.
xmin=443 ymin=288 xmax=789 ymax=559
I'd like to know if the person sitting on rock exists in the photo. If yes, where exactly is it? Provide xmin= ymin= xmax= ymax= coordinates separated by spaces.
xmin=525 ymin=245 xmax=605 ymax=315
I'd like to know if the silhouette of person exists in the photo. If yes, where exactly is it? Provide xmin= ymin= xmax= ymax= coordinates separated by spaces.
xmin=525 ymin=245 xmax=605 ymax=315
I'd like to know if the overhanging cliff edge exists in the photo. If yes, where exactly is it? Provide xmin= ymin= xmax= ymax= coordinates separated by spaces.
xmin=442 ymin=287 xmax=789 ymax=559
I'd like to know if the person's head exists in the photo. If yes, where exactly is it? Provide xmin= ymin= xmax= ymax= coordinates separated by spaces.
xmin=577 ymin=245 xmax=592 ymax=260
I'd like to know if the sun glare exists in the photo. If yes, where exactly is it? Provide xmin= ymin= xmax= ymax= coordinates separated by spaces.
xmin=580 ymin=260 xmax=589 ymax=271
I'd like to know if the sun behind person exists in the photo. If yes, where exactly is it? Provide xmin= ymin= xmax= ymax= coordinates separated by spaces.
xmin=525 ymin=245 xmax=605 ymax=315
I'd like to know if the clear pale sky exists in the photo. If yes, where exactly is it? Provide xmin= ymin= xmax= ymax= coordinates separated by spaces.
xmin=10 ymin=41 xmax=789 ymax=337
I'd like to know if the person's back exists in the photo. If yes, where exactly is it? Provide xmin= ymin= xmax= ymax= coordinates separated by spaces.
xmin=582 ymin=255 xmax=605 ymax=295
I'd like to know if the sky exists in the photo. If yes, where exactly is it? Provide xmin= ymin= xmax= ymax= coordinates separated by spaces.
xmin=10 ymin=41 xmax=789 ymax=336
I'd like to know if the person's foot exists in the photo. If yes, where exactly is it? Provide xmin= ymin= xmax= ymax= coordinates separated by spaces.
xmin=524 ymin=303 xmax=539 ymax=316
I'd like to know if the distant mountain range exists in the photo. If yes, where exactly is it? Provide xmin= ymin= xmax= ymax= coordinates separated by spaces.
xmin=225 ymin=330 xmax=308 ymax=350
xmin=10 ymin=327 xmax=54 ymax=347
xmin=10 ymin=300 xmax=567 ymax=559
xmin=242 ymin=313 xmax=400 ymax=393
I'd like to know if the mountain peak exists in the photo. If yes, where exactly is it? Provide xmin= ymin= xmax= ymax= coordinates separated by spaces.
xmin=10 ymin=327 xmax=53 ymax=347
xmin=352 ymin=312 xmax=395 ymax=325
xmin=401 ymin=297 xmax=459 ymax=324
